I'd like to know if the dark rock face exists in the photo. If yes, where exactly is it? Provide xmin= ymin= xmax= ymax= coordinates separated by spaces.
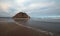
xmin=13 ymin=12 xmax=30 ymax=18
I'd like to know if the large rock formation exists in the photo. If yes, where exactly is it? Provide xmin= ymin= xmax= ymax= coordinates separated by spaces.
xmin=13 ymin=12 xmax=30 ymax=19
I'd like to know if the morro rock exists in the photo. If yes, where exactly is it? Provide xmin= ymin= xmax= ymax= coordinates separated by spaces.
xmin=13 ymin=12 xmax=30 ymax=19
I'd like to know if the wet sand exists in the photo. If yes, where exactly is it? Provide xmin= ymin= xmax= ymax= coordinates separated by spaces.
xmin=0 ymin=18 xmax=51 ymax=36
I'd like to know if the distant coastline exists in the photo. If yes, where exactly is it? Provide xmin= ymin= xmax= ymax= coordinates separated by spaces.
xmin=0 ymin=17 xmax=12 ymax=18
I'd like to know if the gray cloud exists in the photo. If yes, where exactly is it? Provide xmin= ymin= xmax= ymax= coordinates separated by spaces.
xmin=0 ymin=0 xmax=60 ymax=17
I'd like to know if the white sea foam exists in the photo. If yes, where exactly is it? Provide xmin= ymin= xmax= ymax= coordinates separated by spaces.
xmin=14 ymin=21 xmax=54 ymax=36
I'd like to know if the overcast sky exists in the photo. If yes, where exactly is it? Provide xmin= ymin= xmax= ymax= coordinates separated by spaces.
xmin=0 ymin=0 xmax=60 ymax=18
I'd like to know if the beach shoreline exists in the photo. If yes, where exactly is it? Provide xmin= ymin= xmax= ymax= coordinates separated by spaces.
xmin=0 ymin=18 xmax=53 ymax=36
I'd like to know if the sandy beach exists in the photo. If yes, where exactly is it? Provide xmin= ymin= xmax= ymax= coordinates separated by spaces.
xmin=0 ymin=18 xmax=51 ymax=36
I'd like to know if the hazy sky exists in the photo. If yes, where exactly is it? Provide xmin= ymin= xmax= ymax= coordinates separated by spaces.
xmin=0 ymin=0 xmax=60 ymax=17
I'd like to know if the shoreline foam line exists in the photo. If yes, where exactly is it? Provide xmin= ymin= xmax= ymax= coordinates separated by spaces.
xmin=13 ymin=21 xmax=53 ymax=36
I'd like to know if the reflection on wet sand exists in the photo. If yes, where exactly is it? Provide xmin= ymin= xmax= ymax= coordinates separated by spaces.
xmin=0 ymin=18 xmax=52 ymax=36
xmin=13 ymin=18 xmax=29 ymax=24
xmin=13 ymin=18 xmax=53 ymax=36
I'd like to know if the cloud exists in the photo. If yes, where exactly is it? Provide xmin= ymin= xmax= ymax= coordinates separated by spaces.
xmin=21 ymin=1 xmax=56 ymax=14
xmin=15 ymin=0 xmax=27 ymax=4
xmin=26 ymin=1 xmax=55 ymax=10
xmin=0 ymin=0 xmax=60 ymax=17
xmin=0 ymin=3 xmax=11 ymax=12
